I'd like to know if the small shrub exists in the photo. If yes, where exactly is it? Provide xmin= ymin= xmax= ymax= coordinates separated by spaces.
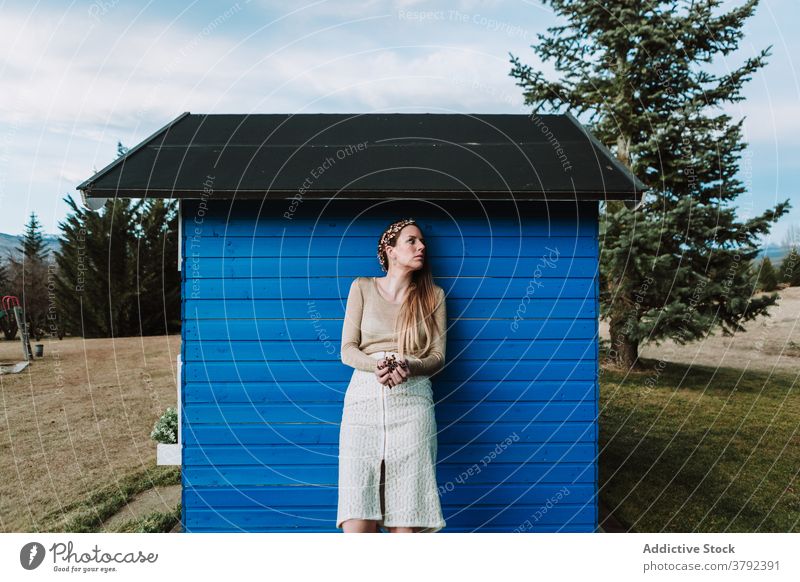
xmin=757 ymin=257 xmax=778 ymax=291
xmin=150 ymin=407 xmax=178 ymax=444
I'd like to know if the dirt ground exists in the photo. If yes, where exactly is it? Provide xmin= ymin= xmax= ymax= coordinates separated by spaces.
xmin=600 ymin=286 xmax=800 ymax=374
xmin=0 ymin=334 xmax=181 ymax=532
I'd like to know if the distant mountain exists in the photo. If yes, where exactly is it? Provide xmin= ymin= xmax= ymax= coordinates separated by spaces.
xmin=756 ymin=244 xmax=793 ymax=265
xmin=0 ymin=232 xmax=61 ymax=261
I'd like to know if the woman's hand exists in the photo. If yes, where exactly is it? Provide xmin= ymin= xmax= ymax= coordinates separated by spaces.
xmin=387 ymin=358 xmax=409 ymax=387
xmin=374 ymin=359 xmax=393 ymax=386
xmin=374 ymin=357 xmax=410 ymax=388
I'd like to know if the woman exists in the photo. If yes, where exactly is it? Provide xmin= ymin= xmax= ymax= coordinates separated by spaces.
xmin=336 ymin=218 xmax=447 ymax=533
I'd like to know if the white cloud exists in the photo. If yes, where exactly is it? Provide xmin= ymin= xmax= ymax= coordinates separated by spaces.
xmin=0 ymin=2 xmax=536 ymax=133
xmin=0 ymin=6 xmax=245 ymax=128
xmin=734 ymin=101 xmax=800 ymax=143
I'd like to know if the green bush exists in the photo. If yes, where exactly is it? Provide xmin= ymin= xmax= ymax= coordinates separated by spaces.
xmin=150 ymin=407 xmax=178 ymax=444
xmin=757 ymin=257 xmax=778 ymax=291
xmin=779 ymin=247 xmax=800 ymax=286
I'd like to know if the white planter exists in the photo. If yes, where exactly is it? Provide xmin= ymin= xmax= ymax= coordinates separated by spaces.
xmin=157 ymin=443 xmax=181 ymax=466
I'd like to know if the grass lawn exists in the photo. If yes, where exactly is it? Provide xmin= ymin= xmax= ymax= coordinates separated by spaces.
xmin=600 ymin=357 xmax=800 ymax=532
xmin=0 ymin=335 xmax=181 ymax=532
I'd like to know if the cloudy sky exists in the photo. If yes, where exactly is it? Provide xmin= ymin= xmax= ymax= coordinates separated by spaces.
xmin=1 ymin=0 xmax=797 ymax=244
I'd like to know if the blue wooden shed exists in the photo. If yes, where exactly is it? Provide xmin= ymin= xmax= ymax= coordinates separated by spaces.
xmin=77 ymin=112 xmax=644 ymax=532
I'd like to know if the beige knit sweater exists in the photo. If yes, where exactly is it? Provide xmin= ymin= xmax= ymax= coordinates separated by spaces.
xmin=340 ymin=276 xmax=447 ymax=376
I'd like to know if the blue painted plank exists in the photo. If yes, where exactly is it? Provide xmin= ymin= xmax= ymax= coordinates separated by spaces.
xmin=442 ymin=505 xmax=595 ymax=528
xmin=183 ymin=462 xmax=593 ymax=487
xmin=183 ymin=524 xmax=596 ymax=532
xmin=183 ymin=360 xmax=597 ymax=382
xmin=182 ymin=505 xmax=593 ymax=528
xmin=183 ymin=381 xmax=350 ymax=403
xmin=438 ymin=462 xmax=594 ymax=486
xmin=182 ymin=256 xmax=596 ymax=278
xmin=184 ymin=402 xmax=596 ymax=424
xmin=183 ymin=483 xmax=594 ymax=508
xmin=439 ymin=483 xmax=594 ymax=506
xmin=182 ymin=443 xmax=596 ymax=465
xmin=183 ymin=339 xmax=598 ymax=362
xmin=183 ymin=276 xmax=597 ymax=299
xmin=182 ymin=504 xmax=593 ymax=529
xmin=184 ymin=215 xmax=597 ymax=239
xmin=184 ymin=486 xmax=338 ymax=507
xmin=183 ymin=318 xmax=597 ymax=340
xmin=182 ymin=198 xmax=596 ymax=219
xmin=183 ymin=298 xmax=597 ymax=319
xmin=183 ymin=507 xmax=332 ymax=528
xmin=182 ymin=421 xmax=596 ymax=446
xmin=183 ymin=380 xmax=597 ymax=403
xmin=185 ymin=235 xmax=597 ymax=258
xmin=183 ymin=464 xmax=337 ymax=486
xmin=183 ymin=445 xmax=339 ymax=465
xmin=187 ymin=216 xmax=596 ymax=237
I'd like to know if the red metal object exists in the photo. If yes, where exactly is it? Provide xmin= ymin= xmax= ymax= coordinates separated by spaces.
xmin=2 ymin=296 xmax=21 ymax=310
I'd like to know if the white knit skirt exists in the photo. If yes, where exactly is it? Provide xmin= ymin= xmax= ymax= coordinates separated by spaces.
xmin=336 ymin=350 xmax=446 ymax=532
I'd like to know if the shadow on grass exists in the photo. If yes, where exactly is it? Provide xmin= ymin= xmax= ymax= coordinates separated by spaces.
xmin=599 ymin=357 xmax=799 ymax=532
xmin=38 ymin=465 xmax=180 ymax=533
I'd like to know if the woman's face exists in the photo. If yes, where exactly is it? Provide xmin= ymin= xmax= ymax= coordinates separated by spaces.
xmin=388 ymin=224 xmax=426 ymax=271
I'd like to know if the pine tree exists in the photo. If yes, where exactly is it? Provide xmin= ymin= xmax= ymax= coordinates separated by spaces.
xmin=778 ymin=247 xmax=800 ymax=286
xmin=56 ymin=141 xmax=142 ymax=338
xmin=52 ymin=194 xmax=97 ymax=337
xmin=54 ymin=194 xmax=144 ymax=338
xmin=16 ymin=212 xmax=49 ymax=261
xmin=54 ymin=142 xmax=180 ymax=337
xmin=510 ymin=0 xmax=792 ymax=368
xmin=135 ymin=198 xmax=180 ymax=335
xmin=757 ymin=257 xmax=778 ymax=291
xmin=8 ymin=212 xmax=51 ymax=339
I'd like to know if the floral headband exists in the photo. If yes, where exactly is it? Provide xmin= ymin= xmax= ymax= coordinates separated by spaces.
xmin=377 ymin=218 xmax=417 ymax=272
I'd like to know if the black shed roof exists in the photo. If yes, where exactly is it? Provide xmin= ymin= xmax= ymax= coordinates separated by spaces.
xmin=76 ymin=111 xmax=645 ymax=204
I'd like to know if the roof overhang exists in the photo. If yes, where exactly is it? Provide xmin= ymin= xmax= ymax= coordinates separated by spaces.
xmin=77 ymin=111 xmax=647 ymax=209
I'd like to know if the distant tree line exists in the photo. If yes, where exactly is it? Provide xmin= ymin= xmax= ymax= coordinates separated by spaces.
xmin=756 ymin=227 xmax=800 ymax=292
xmin=0 ymin=143 xmax=180 ymax=340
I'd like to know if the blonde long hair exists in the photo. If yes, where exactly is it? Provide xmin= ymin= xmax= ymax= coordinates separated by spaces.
xmin=377 ymin=220 xmax=442 ymax=361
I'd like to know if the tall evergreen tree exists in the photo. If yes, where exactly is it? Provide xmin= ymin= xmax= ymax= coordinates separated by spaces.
xmin=757 ymin=257 xmax=778 ymax=291
xmin=510 ymin=0 xmax=791 ymax=368
xmin=778 ymin=247 xmax=800 ymax=286
xmin=54 ymin=194 xmax=144 ymax=338
xmin=8 ymin=212 xmax=51 ymax=339
xmin=16 ymin=212 xmax=49 ymax=261
xmin=52 ymin=195 xmax=94 ymax=336
xmin=54 ymin=141 xmax=180 ymax=338
xmin=136 ymin=198 xmax=180 ymax=335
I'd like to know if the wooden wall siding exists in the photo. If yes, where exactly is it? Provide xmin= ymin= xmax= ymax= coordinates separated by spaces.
xmin=181 ymin=199 xmax=599 ymax=532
